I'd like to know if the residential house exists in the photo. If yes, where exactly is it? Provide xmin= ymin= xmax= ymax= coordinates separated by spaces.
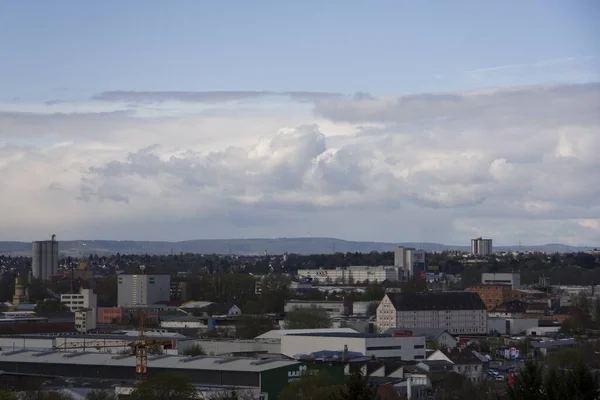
xmin=385 ymin=328 xmax=458 ymax=349
xmin=426 ymin=348 xmax=484 ymax=382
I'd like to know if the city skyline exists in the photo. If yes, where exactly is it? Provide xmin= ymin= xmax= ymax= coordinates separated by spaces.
xmin=1 ymin=1 xmax=599 ymax=245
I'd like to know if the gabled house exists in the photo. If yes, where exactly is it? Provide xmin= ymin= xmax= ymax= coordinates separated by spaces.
xmin=426 ymin=348 xmax=484 ymax=382
xmin=207 ymin=303 xmax=242 ymax=316
xmin=385 ymin=328 xmax=458 ymax=349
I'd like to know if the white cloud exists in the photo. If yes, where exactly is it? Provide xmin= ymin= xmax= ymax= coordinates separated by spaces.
xmin=0 ymin=83 xmax=599 ymax=245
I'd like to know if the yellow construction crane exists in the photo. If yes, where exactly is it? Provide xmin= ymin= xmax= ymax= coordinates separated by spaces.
xmin=54 ymin=265 xmax=171 ymax=381
xmin=53 ymin=314 xmax=173 ymax=381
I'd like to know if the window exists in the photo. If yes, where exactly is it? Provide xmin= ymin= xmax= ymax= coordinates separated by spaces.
xmin=414 ymin=345 xmax=424 ymax=349
xmin=414 ymin=355 xmax=424 ymax=359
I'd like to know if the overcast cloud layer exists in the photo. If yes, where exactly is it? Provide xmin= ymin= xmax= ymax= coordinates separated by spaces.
xmin=1 ymin=82 xmax=599 ymax=245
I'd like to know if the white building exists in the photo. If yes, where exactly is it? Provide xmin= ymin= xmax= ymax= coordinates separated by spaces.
xmin=394 ymin=246 xmax=414 ymax=272
xmin=117 ymin=274 xmax=171 ymax=307
xmin=61 ymin=288 xmax=97 ymax=312
xmin=297 ymin=265 xmax=399 ymax=284
xmin=471 ymin=238 xmax=493 ymax=256
xmin=31 ymin=235 xmax=59 ymax=281
xmin=280 ymin=332 xmax=426 ymax=360
xmin=481 ymin=273 xmax=520 ymax=289
xmin=61 ymin=288 xmax=97 ymax=333
xmin=377 ymin=292 xmax=487 ymax=335
xmin=75 ymin=309 xmax=96 ymax=332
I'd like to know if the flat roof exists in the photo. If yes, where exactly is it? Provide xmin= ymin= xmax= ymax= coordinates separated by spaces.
xmin=18 ymin=331 xmax=188 ymax=340
xmin=256 ymin=328 xmax=357 ymax=339
xmin=0 ymin=350 xmax=299 ymax=373
xmin=286 ymin=332 xmax=408 ymax=339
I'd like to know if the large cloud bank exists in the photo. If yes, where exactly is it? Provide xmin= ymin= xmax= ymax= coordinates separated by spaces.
xmin=1 ymin=83 xmax=599 ymax=244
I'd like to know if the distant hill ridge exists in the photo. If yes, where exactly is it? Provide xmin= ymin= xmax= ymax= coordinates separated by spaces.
xmin=0 ymin=238 xmax=593 ymax=256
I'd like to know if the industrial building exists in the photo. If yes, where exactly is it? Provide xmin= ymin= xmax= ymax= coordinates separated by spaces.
xmin=470 ymin=238 xmax=493 ymax=256
xmin=31 ymin=235 xmax=59 ymax=281
xmin=376 ymin=292 xmax=488 ymax=335
xmin=487 ymin=318 xmax=539 ymax=335
xmin=481 ymin=273 xmax=521 ymax=289
xmin=281 ymin=332 xmax=426 ymax=360
xmin=0 ymin=350 xmax=344 ymax=400
xmin=117 ymin=274 xmax=171 ymax=307
xmin=0 ymin=331 xmax=189 ymax=354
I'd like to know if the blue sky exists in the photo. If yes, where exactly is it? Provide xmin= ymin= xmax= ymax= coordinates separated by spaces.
xmin=1 ymin=0 xmax=598 ymax=101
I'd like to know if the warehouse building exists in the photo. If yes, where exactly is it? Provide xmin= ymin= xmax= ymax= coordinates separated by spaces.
xmin=0 ymin=331 xmax=190 ymax=354
xmin=0 ymin=350 xmax=344 ymax=400
xmin=377 ymin=291 xmax=488 ymax=335
xmin=281 ymin=332 xmax=426 ymax=360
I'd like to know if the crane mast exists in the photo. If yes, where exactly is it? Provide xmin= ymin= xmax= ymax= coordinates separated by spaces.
xmin=135 ymin=265 xmax=148 ymax=381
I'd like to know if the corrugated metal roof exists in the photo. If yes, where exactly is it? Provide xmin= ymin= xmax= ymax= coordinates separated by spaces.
xmin=0 ymin=350 xmax=298 ymax=372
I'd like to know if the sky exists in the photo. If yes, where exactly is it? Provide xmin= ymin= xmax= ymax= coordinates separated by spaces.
xmin=0 ymin=1 xmax=599 ymax=246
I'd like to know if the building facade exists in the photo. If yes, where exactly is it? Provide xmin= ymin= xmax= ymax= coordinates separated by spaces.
xmin=394 ymin=246 xmax=414 ymax=271
xmin=467 ymin=284 xmax=516 ymax=310
xmin=377 ymin=292 xmax=487 ymax=335
xmin=280 ymin=332 xmax=426 ymax=360
xmin=75 ymin=309 xmax=96 ymax=332
xmin=117 ymin=274 xmax=171 ymax=307
xmin=297 ymin=266 xmax=399 ymax=284
xmin=394 ymin=246 xmax=428 ymax=278
xmin=61 ymin=288 xmax=97 ymax=333
xmin=481 ymin=273 xmax=520 ymax=289
xmin=31 ymin=235 xmax=59 ymax=281
xmin=470 ymin=238 xmax=493 ymax=256
xmin=427 ymin=349 xmax=484 ymax=382
xmin=61 ymin=288 xmax=97 ymax=312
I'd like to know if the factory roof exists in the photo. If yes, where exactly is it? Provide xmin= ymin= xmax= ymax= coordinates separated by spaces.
xmin=386 ymin=292 xmax=486 ymax=311
xmin=179 ymin=301 xmax=214 ymax=310
xmin=0 ymin=350 xmax=299 ymax=373
xmin=385 ymin=328 xmax=455 ymax=341
xmin=286 ymin=332 xmax=402 ymax=339
xmin=255 ymin=328 xmax=358 ymax=340
xmin=531 ymin=339 xmax=579 ymax=349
